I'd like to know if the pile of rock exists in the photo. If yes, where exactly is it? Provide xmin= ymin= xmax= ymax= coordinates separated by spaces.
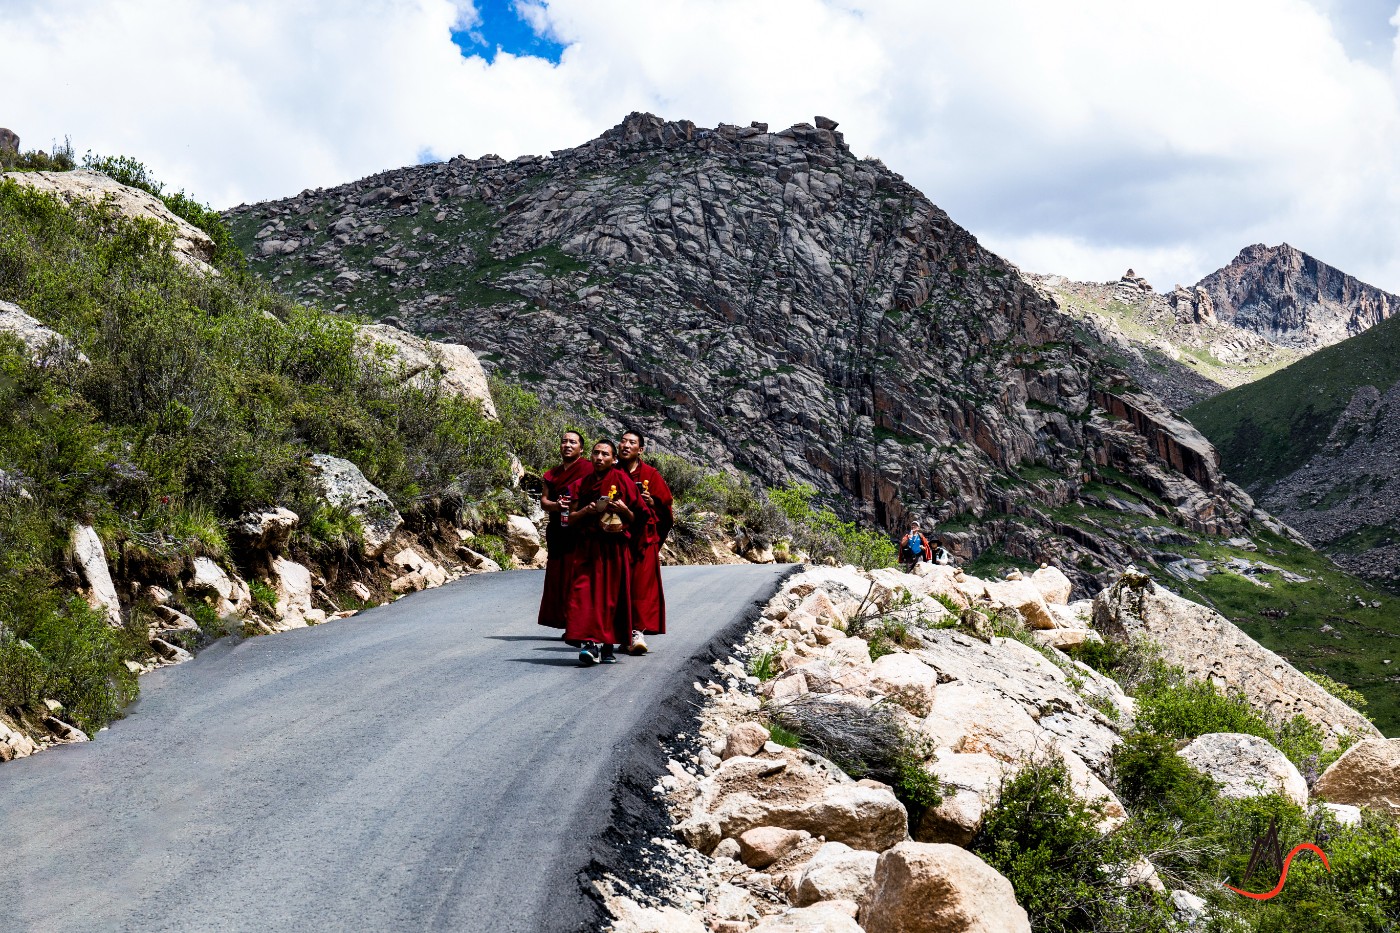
xmin=602 ymin=559 xmax=1389 ymax=931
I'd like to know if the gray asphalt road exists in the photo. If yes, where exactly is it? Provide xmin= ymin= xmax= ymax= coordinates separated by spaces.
xmin=0 ymin=564 xmax=791 ymax=933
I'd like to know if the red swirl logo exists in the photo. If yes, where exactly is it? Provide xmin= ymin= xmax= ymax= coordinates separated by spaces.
xmin=1225 ymin=843 xmax=1330 ymax=900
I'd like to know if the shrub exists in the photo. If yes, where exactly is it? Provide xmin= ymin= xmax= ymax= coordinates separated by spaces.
xmin=747 ymin=644 xmax=783 ymax=681
xmin=488 ymin=375 xmax=596 ymax=474
xmin=1134 ymin=676 xmax=1274 ymax=743
xmin=769 ymin=482 xmax=896 ymax=569
xmin=1304 ymin=671 xmax=1371 ymax=717
xmin=972 ymin=755 xmax=1173 ymax=933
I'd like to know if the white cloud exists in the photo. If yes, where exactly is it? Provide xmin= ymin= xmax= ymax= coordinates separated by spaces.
xmin=3 ymin=0 xmax=1400 ymax=291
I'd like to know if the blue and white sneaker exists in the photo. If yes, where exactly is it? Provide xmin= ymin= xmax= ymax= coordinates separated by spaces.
xmin=601 ymin=644 xmax=618 ymax=664
xmin=579 ymin=643 xmax=600 ymax=666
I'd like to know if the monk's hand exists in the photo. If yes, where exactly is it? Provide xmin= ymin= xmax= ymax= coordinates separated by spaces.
xmin=641 ymin=491 xmax=654 ymax=506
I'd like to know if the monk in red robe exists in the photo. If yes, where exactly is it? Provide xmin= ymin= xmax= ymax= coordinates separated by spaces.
xmin=537 ymin=430 xmax=593 ymax=633
xmin=618 ymin=430 xmax=673 ymax=654
xmin=563 ymin=440 xmax=648 ymax=665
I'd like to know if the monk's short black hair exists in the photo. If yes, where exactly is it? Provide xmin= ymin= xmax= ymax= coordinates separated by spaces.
xmin=594 ymin=438 xmax=617 ymax=455
xmin=562 ymin=429 xmax=584 ymax=443
xmin=621 ymin=428 xmax=646 ymax=446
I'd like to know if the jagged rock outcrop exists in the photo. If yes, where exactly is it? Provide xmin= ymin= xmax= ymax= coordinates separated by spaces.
xmin=356 ymin=322 xmax=496 ymax=417
xmin=308 ymin=454 xmax=404 ymax=557
xmin=228 ymin=112 xmax=1266 ymax=594
xmin=1092 ymin=571 xmax=1381 ymax=744
xmin=0 ymin=128 xmax=18 ymax=154
xmin=1196 ymin=243 xmax=1400 ymax=350
xmin=69 ymin=524 xmax=121 ymax=625
xmin=3 ymin=170 xmax=215 ymax=272
xmin=1312 ymin=739 xmax=1400 ymax=816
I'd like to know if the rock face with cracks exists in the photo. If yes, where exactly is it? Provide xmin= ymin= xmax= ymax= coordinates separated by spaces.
xmin=861 ymin=842 xmax=1031 ymax=933
xmin=228 ymin=111 xmax=1272 ymax=593
xmin=1312 ymin=739 xmax=1400 ymax=816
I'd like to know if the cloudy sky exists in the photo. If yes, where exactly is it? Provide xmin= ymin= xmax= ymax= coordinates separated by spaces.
xmin=5 ymin=0 xmax=1400 ymax=291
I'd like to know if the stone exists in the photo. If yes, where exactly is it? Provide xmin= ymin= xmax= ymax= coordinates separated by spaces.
xmin=0 ymin=128 xmax=17 ymax=153
xmin=1314 ymin=801 xmax=1362 ymax=827
xmin=0 ymin=300 xmax=88 ymax=364
xmin=504 ymin=515 xmax=542 ymax=562
xmin=150 ymin=637 xmax=193 ymax=664
xmin=457 ymin=547 xmax=502 ymax=572
xmin=737 ymin=826 xmax=809 ymax=868
xmin=4 ymin=170 xmax=215 ymax=271
xmin=1029 ymin=628 xmax=1101 ymax=650
xmin=861 ymin=842 xmax=1031 ymax=933
xmin=308 ymin=454 xmax=403 ymax=557
xmin=1170 ymin=889 xmax=1208 ymax=925
xmin=269 ymin=556 xmax=315 ymax=628
xmin=983 ymin=579 xmax=1057 ymax=629
xmin=44 ymin=716 xmax=89 ymax=743
xmin=1178 ymin=733 xmax=1308 ymax=806
xmin=231 ymin=507 xmax=298 ymax=551
xmin=188 ymin=556 xmax=251 ymax=616
xmin=357 ymin=323 xmax=496 ymax=417
xmin=793 ymin=841 xmax=879 ymax=907
xmin=608 ymin=896 xmax=708 ymax=933
xmin=0 ymin=719 xmax=37 ymax=761
xmin=675 ymin=814 xmax=721 ymax=853
xmin=70 ymin=524 xmax=121 ymax=625
xmin=869 ymin=652 xmax=939 ymax=717
xmin=914 ymin=753 xmax=1005 ymax=845
xmin=151 ymin=604 xmax=200 ymax=634
xmin=1030 ymin=565 xmax=1073 ymax=605
xmin=1311 ymin=739 xmax=1400 ymax=816
xmin=750 ymin=902 xmax=863 ymax=933
xmin=723 ymin=722 xmax=771 ymax=760
xmin=1094 ymin=572 xmax=1380 ymax=745
xmin=1117 ymin=856 xmax=1165 ymax=892
xmin=349 ymin=581 xmax=372 ymax=602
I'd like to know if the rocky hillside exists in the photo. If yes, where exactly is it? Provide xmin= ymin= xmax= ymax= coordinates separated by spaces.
xmin=1030 ymin=270 xmax=1301 ymax=411
xmin=1198 ymin=243 xmax=1400 ymax=350
xmin=1188 ymin=310 xmax=1400 ymax=588
xmin=226 ymin=112 xmax=1272 ymax=598
xmin=600 ymin=562 xmax=1397 ymax=932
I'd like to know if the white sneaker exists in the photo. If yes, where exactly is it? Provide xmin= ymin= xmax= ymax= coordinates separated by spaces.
xmin=629 ymin=630 xmax=648 ymax=655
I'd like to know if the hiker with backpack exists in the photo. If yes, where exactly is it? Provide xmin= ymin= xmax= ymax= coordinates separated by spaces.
xmin=899 ymin=521 xmax=933 ymax=572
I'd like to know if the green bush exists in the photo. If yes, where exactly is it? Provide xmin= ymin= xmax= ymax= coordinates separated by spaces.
xmin=0 ymin=137 xmax=75 ymax=172
xmin=488 ymin=375 xmax=596 ymax=474
xmin=1135 ymin=676 xmax=1274 ymax=743
xmin=972 ymin=756 xmax=1173 ymax=933
xmin=769 ymin=481 xmax=896 ymax=570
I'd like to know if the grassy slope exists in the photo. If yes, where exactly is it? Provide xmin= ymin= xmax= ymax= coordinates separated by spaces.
xmin=1187 ymin=310 xmax=1400 ymax=489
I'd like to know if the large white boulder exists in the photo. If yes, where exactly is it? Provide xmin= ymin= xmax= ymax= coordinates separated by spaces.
xmin=231 ymin=507 xmax=298 ymax=551
xmin=1094 ymin=571 xmax=1380 ymax=745
xmin=357 ymin=323 xmax=496 ymax=417
xmin=869 ymin=653 xmax=940 ymax=717
xmin=983 ymin=579 xmax=1057 ymax=629
xmin=504 ymin=515 xmax=542 ymax=563
xmin=793 ymin=841 xmax=879 ymax=907
xmin=914 ymin=752 xmax=1006 ymax=845
xmin=1030 ymin=565 xmax=1073 ymax=605
xmin=0 ymin=300 xmax=88 ymax=364
xmin=269 ymin=556 xmax=320 ymax=629
xmin=69 ymin=525 xmax=120 ymax=625
xmin=750 ymin=902 xmax=863 ymax=933
xmin=861 ymin=842 xmax=1031 ymax=933
xmin=1178 ymin=733 xmax=1308 ymax=806
xmin=188 ymin=556 xmax=251 ymax=616
xmin=1312 ymin=739 xmax=1400 ymax=816
xmin=308 ymin=454 xmax=403 ymax=557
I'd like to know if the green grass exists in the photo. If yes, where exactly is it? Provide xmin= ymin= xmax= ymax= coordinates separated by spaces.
xmin=1187 ymin=310 xmax=1400 ymax=489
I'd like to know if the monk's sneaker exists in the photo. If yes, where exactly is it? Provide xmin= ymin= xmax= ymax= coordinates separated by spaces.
xmin=629 ymin=631 xmax=648 ymax=655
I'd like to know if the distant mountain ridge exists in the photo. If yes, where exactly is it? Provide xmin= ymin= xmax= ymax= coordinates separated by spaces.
xmin=1032 ymin=244 xmax=1400 ymax=411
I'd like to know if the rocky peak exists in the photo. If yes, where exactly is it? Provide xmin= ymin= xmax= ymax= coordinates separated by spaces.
xmin=1194 ymin=242 xmax=1400 ymax=350
xmin=226 ymin=112 xmax=1275 ymax=593
xmin=0 ymin=128 xmax=17 ymax=154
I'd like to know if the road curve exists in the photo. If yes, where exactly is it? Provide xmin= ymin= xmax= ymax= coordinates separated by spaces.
xmin=0 ymin=563 xmax=792 ymax=932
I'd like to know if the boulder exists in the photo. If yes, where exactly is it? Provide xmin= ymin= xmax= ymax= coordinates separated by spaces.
xmin=1030 ymin=565 xmax=1073 ymax=605
xmin=150 ymin=637 xmax=193 ymax=664
xmin=1314 ymin=801 xmax=1363 ymax=827
xmin=4 ymin=170 xmax=215 ymax=270
xmin=869 ymin=652 xmax=939 ymax=717
xmin=737 ymin=826 xmax=809 ymax=868
xmin=70 ymin=524 xmax=121 ymax=625
xmin=1093 ymin=571 xmax=1380 ymax=745
xmin=861 ymin=842 xmax=1031 ymax=933
xmin=914 ymin=753 xmax=1005 ymax=845
xmin=308 ymin=454 xmax=403 ymax=557
xmin=504 ymin=515 xmax=542 ymax=563
xmin=0 ymin=300 xmax=88 ymax=364
xmin=1029 ymin=628 xmax=1101 ymax=650
xmin=750 ymin=902 xmax=863 ymax=933
xmin=608 ymin=896 xmax=708 ymax=933
xmin=231 ymin=507 xmax=298 ymax=551
xmin=983 ymin=579 xmax=1056 ymax=629
xmin=357 ymin=323 xmax=496 ymax=417
xmin=269 ymin=556 xmax=315 ymax=628
xmin=188 ymin=556 xmax=252 ymax=616
xmin=1178 ymin=733 xmax=1308 ymax=806
xmin=1312 ymin=739 xmax=1400 ymax=816
xmin=0 ymin=719 xmax=37 ymax=762
xmin=793 ymin=841 xmax=879 ymax=907
xmin=0 ymin=128 xmax=16 ymax=153
xmin=723 ymin=722 xmax=771 ymax=760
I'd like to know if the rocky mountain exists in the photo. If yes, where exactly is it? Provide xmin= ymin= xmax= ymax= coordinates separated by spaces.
xmin=1198 ymin=243 xmax=1400 ymax=350
xmin=1188 ymin=310 xmax=1400 ymax=587
xmin=225 ymin=112 xmax=1273 ymax=596
xmin=1031 ymin=245 xmax=1400 ymax=412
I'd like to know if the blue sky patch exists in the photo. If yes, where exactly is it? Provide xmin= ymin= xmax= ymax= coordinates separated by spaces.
xmin=453 ymin=1 xmax=566 ymax=64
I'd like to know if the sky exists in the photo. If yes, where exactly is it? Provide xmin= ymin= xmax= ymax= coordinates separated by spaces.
xmin=4 ymin=0 xmax=1400 ymax=292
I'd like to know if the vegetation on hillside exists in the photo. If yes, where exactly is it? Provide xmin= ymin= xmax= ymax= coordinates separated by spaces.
xmin=1187 ymin=310 xmax=1400 ymax=489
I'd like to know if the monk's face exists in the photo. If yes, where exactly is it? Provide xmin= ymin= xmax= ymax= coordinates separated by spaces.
xmin=591 ymin=443 xmax=615 ymax=473
xmin=559 ymin=432 xmax=582 ymax=460
xmin=618 ymin=433 xmax=643 ymax=464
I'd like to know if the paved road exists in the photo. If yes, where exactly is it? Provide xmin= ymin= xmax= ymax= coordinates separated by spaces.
xmin=0 ymin=564 xmax=791 ymax=932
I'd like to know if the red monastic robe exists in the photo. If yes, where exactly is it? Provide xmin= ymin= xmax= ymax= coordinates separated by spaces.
xmin=563 ymin=468 xmax=649 ymax=646
xmin=628 ymin=461 xmax=673 ymax=635
xmin=536 ymin=456 xmax=594 ymax=630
